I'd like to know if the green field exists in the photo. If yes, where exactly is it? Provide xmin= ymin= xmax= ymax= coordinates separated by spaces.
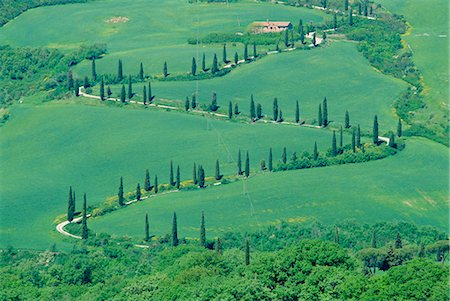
xmin=0 ymin=100 xmax=348 ymax=249
xmin=89 ymin=137 xmax=449 ymax=241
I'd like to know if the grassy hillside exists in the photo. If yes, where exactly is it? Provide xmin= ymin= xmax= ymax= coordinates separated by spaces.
xmin=0 ymin=100 xmax=346 ymax=249
xmin=89 ymin=137 xmax=449 ymax=241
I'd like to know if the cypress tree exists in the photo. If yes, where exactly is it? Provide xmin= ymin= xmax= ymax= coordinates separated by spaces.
xmin=268 ymin=147 xmax=273 ymax=171
xmin=357 ymin=124 xmax=361 ymax=147
xmin=210 ymin=92 xmax=219 ymax=111
xmin=372 ymin=231 xmax=377 ymax=248
xmin=118 ymin=59 xmax=123 ymax=81
xmin=83 ymin=76 xmax=89 ymax=89
xmin=349 ymin=8 xmax=353 ymax=26
xmin=332 ymin=130 xmax=337 ymax=157
xmin=144 ymin=169 xmax=151 ymax=191
xmin=291 ymin=30 xmax=295 ymax=48
xmin=67 ymin=70 xmax=74 ymax=91
xmin=373 ymin=115 xmax=379 ymax=144
xmin=245 ymin=238 xmax=250 ymax=265
xmin=216 ymin=237 xmax=223 ymax=255
xmin=397 ymin=118 xmax=402 ymax=137
xmin=127 ymin=75 xmax=133 ymax=99
xmin=118 ymin=176 xmax=124 ymax=206
xmin=99 ymin=78 xmax=105 ymax=100
xmin=163 ymin=61 xmax=168 ymax=77
xmin=298 ymin=19 xmax=303 ymax=34
xmin=344 ymin=0 xmax=349 ymax=11
xmin=237 ymin=149 xmax=242 ymax=175
xmin=154 ymin=175 xmax=158 ymax=193
xmin=107 ymin=86 xmax=112 ymax=98
xmin=322 ymin=0 xmax=327 ymax=8
xmin=284 ymin=29 xmax=290 ymax=47
xmin=148 ymin=81 xmax=153 ymax=103
xmin=136 ymin=183 xmax=141 ymax=201
xmin=191 ymin=93 xmax=197 ymax=109
xmin=395 ymin=232 xmax=402 ymax=249
xmin=318 ymin=104 xmax=323 ymax=126
xmin=200 ymin=211 xmax=206 ymax=247
xmin=352 ymin=128 xmax=356 ymax=152
xmin=191 ymin=57 xmax=196 ymax=76
xmin=139 ymin=62 xmax=144 ymax=81
xmin=185 ymin=96 xmax=190 ymax=111
xmin=345 ymin=110 xmax=350 ymax=128
xmin=215 ymin=159 xmax=222 ymax=180
xmin=81 ymin=193 xmax=88 ymax=240
xmin=388 ymin=132 xmax=396 ymax=148
xmin=144 ymin=213 xmax=150 ymax=242
xmin=223 ymin=44 xmax=227 ymax=63
xmin=143 ymin=86 xmax=147 ymax=105
xmin=260 ymin=159 xmax=266 ymax=170
xmin=234 ymin=103 xmax=240 ymax=116
xmin=228 ymin=101 xmax=233 ymax=119
xmin=244 ymin=44 xmax=248 ymax=60
xmin=253 ymin=42 xmax=257 ymax=58
xmin=250 ymin=94 xmax=256 ymax=121
xmin=202 ymin=53 xmax=207 ymax=71
xmin=273 ymin=98 xmax=278 ymax=121
xmin=91 ymin=59 xmax=97 ymax=81
xmin=256 ymin=103 xmax=262 ymax=119
xmin=313 ymin=142 xmax=318 ymax=160
xmin=74 ymin=80 xmax=79 ymax=96
xmin=244 ymin=151 xmax=250 ymax=177
xmin=358 ymin=2 xmax=362 ymax=15
xmin=193 ymin=163 xmax=198 ymax=184
xmin=339 ymin=126 xmax=343 ymax=148
xmin=120 ymin=84 xmax=126 ymax=103
xmin=212 ymin=54 xmax=219 ymax=73
xmin=282 ymin=146 xmax=287 ymax=164
xmin=364 ymin=0 xmax=368 ymax=16
xmin=333 ymin=14 xmax=337 ymax=30
xmin=234 ymin=51 xmax=239 ymax=64
xmin=169 ymin=160 xmax=175 ymax=186
xmin=334 ymin=226 xmax=339 ymax=244
xmin=300 ymin=26 xmax=305 ymax=44
xmin=198 ymin=165 xmax=205 ymax=188
xmin=172 ymin=212 xmax=178 ymax=247
xmin=418 ymin=242 xmax=425 ymax=257
xmin=322 ymin=31 xmax=327 ymax=41
xmin=312 ymin=33 xmax=316 ymax=46
xmin=295 ymin=100 xmax=300 ymax=123
xmin=322 ymin=97 xmax=328 ymax=127
xmin=67 ymin=186 xmax=74 ymax=222
xmin=176 ymin=165 xmax=181 ymax=189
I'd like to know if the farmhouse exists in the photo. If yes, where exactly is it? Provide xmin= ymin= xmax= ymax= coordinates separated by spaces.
xmin=251 ymin=21 xmax=293 ymax=33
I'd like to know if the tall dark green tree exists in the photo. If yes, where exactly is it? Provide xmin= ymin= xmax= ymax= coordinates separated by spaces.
xmin=284 ymin=29 xmax=290 ymax=47
xmin=234 ymin=51 xmax=239 ymax=64
xmin=176 ymin=165 xmax=181 ymax=189
xmin=318 ymin=104 xmax=323 ymax=126
xmin=253 ymin=42 xmax=257 ymax=58
xmin=244 ymin=44 xmax=248 ymax=60
xmin=118 ymin=59 xmax=123 ymax=81
xmin=202 ymin=53 xmax=207 ymax=71
xmin=209 ymin=92 xmax=219 ymax=111
xmin=198 ymin=165 xmax=205 ymax=188
xmin=120 ymin=84 xmax=126 ymax=102
xmin=313 ymin=142 xmax=318 ymax=160
xmin=193 ymin=163 xmax=198 ymax=184
xmin=250 ymin=94 xmax=256 ymax=121
xmin=136 ymin=183 xmax=141 ymax=201
xmin=144 ymin=213 xmax=150 ymax=242
xmin=331 ymin=130 xmax=337 ymax=156
xmin=83 ymin=76 xmax=89 ymax=89
xmin=357 ymin=124 xmax=361 ymax=147
xmin=81 ymin=193 xmax=88 ymax=240
xmin=139 ymin=62 xmax=144 ymax=81
xmin=74 ymin=80 xmax=79 ymax=96
xmin=395 ymin=232 xmax=402 ymax=249
xmin=344 ymin=0 xmax=349 ymax=11
xmin=349 ymin=8 xmax=353 ymax=26
xmin=352 ymin=128 xmax=356 ymax=152
xmin=244 ymin=151 xmax=250 ymax=177
xmin=364 ymin=0 xmax=368 ymax=16
xmin=215 ymin=159 xmax=222 ymax=181
xmin=191 ymin=93 xmax=197 ymax=109
xmin=67 ymin=186 xmax=75 ymax=222
xmin=237 ymin=149 xmax=242 ymax=175
xmin=91 ymin=59 xmax=97 ymax=81
xmin=388 ymin=132 xmax=396 ymax=148
xmin=333 ymin=14 xmax=338 ymax=30
xmin=345 ymin=110 xmax=350 ymax=128
xmin=282 ymin=146 xmax=287 ymax=164
xmin=67 ymin=70 xmax=74 ymax=91
xmin=148 ymin=81 xmax=153 ymax=103
xmin=172 ymin=212 xmax=178 ymax=247
xmin=163 ymin=61 xmax=168 ymax=77
xmin=169 ymin=160 xmax=175 ymax=186
xmin=99 ymin=78 xmax=105 ymax=101
xmin=245 ymin=238 xmax=250 ymax=265
xmin=107 ymin=85 xmax=112 ymax=97
xmin=397 ymin=118 xmax=402 ymax=137
xmin=290 ymin=30 xmax=295 ymax=48
xmin=298 ymin=19 xmax=303 ymax=34
xmin=373 ymin=115 xmax=379 ymax=144
xmin=322 ymin=31 xmax=327 ymax=41
xmin=127 ymin=75 xmax=133 ymax=99
xmin=295 ymin=100 xmax=300 ymax=123
xmin=154 ymin=175 xmax=159 ymax=194
xmin=228 ymin=101 xmax=233 ymax=119
xmin=143 ymin=86 xmax=147 ymax=105
xmin=212 ymin=54 xmax=219 ymax=73
xmin=312 ymin=33 xmax=317 ymax=46
xmin=118 ymin=176 xmax=124 ymax=206
xmin=322 ymin=97 xmax=328 ymax=127
xmin=222 ymin=44 xmax=227 ymax=63
xmin=191 ymin=57 xmax=197 ymax=76
xmin=185 ymin=96 xmax=190 ymax=111
xmin=256 ymin=104 xmax=262 ymax=119
xmin=200 ymin=211 xmax=206 ymax=247
xmin=234 ymin=103 xmax=240 ymax=115
xmin=144 ymin=169 xmax=151 ymax=192
xmin=268 ymin=147 xmax=273 ymax=171
xmin=300 ymin=24 xmax=305 ymax=44
xmin=358 ymin=2 xmax=362 ymax=15
xmin=339 ymin=126 xmax=343 ymax=148
xmin=273 ymin=98 xmax=279 ymax=121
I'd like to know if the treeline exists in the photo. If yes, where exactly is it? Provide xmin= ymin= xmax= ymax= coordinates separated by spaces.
xmin=1 ymin=221 xmax=448 ymax=300
xmin=0 ymin=0 xmax=92 ymax=27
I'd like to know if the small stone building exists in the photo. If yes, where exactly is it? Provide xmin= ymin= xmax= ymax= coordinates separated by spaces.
xmin=251 ymin=21 xmax=293 ymax=33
